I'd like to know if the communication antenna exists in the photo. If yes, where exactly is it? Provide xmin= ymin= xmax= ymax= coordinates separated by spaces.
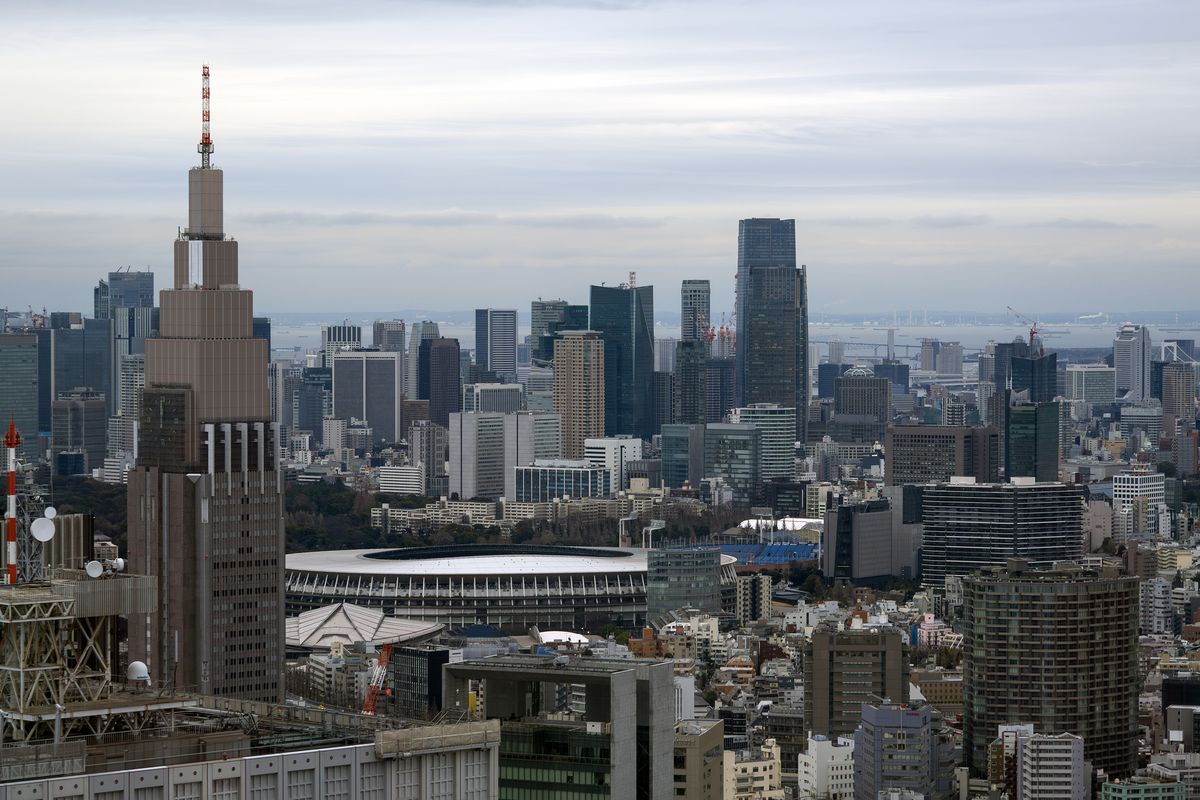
xmin=198 ymin=64 xmax=213 ymax=169
xmin=85 ymin=560 xmax=104 ymax=579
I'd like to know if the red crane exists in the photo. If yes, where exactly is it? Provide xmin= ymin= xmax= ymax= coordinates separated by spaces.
xmin=1007 ymin=306 xmax=1043 ymax=357
xmin=361 ymin=642 xmax=393 ymax=716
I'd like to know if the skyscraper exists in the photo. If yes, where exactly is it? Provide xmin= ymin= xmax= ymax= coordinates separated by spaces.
xmin=921 ymin=479 xmax=1084 ymax=590
xmin=127 ymin=68 xmax=284 ymax=701
xmin=1114 ymin=323 xmax=1152 ymax=402
xmin=417 ymin=337 xmax=462 ymax=428
xmin=52 ymin=317 xmax=115 ymax=417
xmin=553 ymin=331 xmax=605 ymax=458
xmin=530 ymin=299 xmax=588 ymax=365
xmin=1162 ymin=362 xmax=1196 ymax=423
xmin=1010 ymin=352 xmax=1058 ymax=403
xmin=406 ymin=320 xmax=440 ymax=397
xmin=107 ymin=269 xmax=156 ymax=309
xmin=681 ymin=279 xmax=711 ymax=342
xmin=736 ymin=218 xmax=808 ymax=441
xmin=320 ymin=323 xmax=362 ymax=368
xmin=729 ymin=403 xmax=796 ymax=480
xmin=884 ymin=425 xmax=999 ymax=486
xmin=331 ymin=349 xmax=403 ymax=443
xmin=963 ymin=561 xmax=1138 ymax=778
xmin=51 ymin=387 xmax=106 ymax=474
xmin=1005 ymin=398 xmax=1059 ymax=481
xmin=372 ymin=318 xmax=406 ymax=352
xmin=474 ymin=308 xmax=518 ymax=383
xmin=590 ymin=284 xmax=654 ymax=439
xmin=0 ymin=334 xmax=40 ymax=461
xmin=674 ymin=339 xmax=708 ymax=425
xmin=804 ymin=625 xmax=909 ymax=741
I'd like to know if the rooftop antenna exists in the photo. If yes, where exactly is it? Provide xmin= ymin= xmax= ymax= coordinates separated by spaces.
xmin=4 ymin=419 xmax=20 ymax=585
xmin=199 ymin=64 xmax=213 ymax=169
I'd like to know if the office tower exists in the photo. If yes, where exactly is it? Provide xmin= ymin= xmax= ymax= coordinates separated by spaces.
xmin=1005 ymin=399 xmax=1059 ymax=481
xmin=835 ymin=367 xmax=891 ymax=421
xmin=51 ymin=387 xmax=106 ymax=473
xmin=0 ymin=334 xmax=40 ymax=460
xmin=52 ymin=317 xmax=115 ymax=416
xmin=127 ymin=78 xmax=284 ymax=701
xmin=107 ymin=353 xmax=145 ymax=457
xmin=462 ymin=382 xmax=522 ymax=413
xmin=292 ymin=367 xmax=331 ymax=443
xmin=963 ymin=561 xmax=1138 ymax=777
xmin=590 ymin=283 xmax=654 ymax=439
xmin=585 ymin=435 xmax=643 ymax=494
xmin=681 ymin=279 xmax=711 ymax=342
xmin=662 ymin=423 xmax=705 ymax=488
xmin=1114 ymin=323 xmax=1152 ymax=401
xmin=372 ymin=318 xmax=406 ymax=352
xmin=655 ymin=337 xmax=678 ymax=373
xmin=885 ymin=425 xmax=999 ymax=486
xmin=503 ymin=411 xmax=561 ymax=499
xmin=417 ymin=337 xmax=462 ymax=427
xmin=704 ymin=423 xmax=761 ymax=503
xmin=818 ymin=363 xmax=851 ymax=399
xmin=1113 ymin=468 xmax=1166 ymax=535
xmin=320 ymin=323 xmax=361 ymax=368
xmin=107 ymin=269 xmax=155 ymax=308
xmin=942 ymin=401 xmax=966 ymax=426
xmin=409 ymin=420 xmax=449 ymax=494
xmin=406 ymin=320 xmax=440 ymax=396
xmin=922 ymin=477 xmax=1083 ymax=585
xmin=674 ymin=340 xmax=708 ymax=425
xmin=705 ymin=356 xmax=736 ymax=423
xmin=1119 ymin=404 xmax=1164 ymax=442
xmin=444 ymin=654 xmax=675 ymax=799
xmin=729 ymin=403 xmax=796 ymax=480
xmin=94 ymin=278 xmax=110 ymax=319
xmin=1066 ymin=364 xmax=1117 ymax=404
xmin=874 ymin=360 xmax=910 ymax=393
xmin=647 ymin=548 xmax=722 ymax=618
xmin=653 ymin=370 xmax=676 ymax=434
xmin=530 ymin=300 xmax=589 ymax=365
xmin=388 ymin=644 xmax=455 ymax=719
xmin=553 ymin=330 xmax=605 ymax=458
xmin=474 ymin=308 xmax=518 ymax=383
xmin=524 ymin=364 xmax=554 ymax=412
xmin=448 ymin=412 xmax=507 ymax=500
xmin=736 ymin=218 xmax=808 ymax=440
xmin=322 ymin=415 xmax=348 ymax=457
xmin=822 ymin=499 xmax=895 ymax=583
xmin=804 ymin=626 xmax=909 ymax=741
xmin=1011 ymin=352 xmax=1058 ymax=403
xmin=1162 ymin=362 xmax=1196 ymax=422
xmin=514 ymin=459 xmax=609 ymax=501
xmin=331 ymin=349 xmax=403 ymax=443
xmin=935 ymin=342 xmax=964 ymax=375
xmin=920 ymin=339 xmax=940 ymax=371
xmin=109 ymin=306 xmax=157 ymax=413
xmin=853 ymin=702 xmax=959 ymax=800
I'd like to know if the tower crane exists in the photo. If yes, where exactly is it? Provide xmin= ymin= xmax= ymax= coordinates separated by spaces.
xmin=1006 ymin=306 xmax=1043 ymax=357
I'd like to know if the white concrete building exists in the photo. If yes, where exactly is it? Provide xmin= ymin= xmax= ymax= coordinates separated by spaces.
xmin=379 ymin=465 xmax=425 ymax=495
xmin=797 ymin=734 xmax=855 ymax=800
xmin=1113 ymin=324 xmax=1152 ymax=402
xmin=730 ymin=404 xmax=797 ymax=480
xmin=1015 ymin=732 xmax=1088 ymax=800
xmin=1113 ymin=468 xmax=1166 ymax=535
xmin=585 ymin=435 xmax=643 ymax=494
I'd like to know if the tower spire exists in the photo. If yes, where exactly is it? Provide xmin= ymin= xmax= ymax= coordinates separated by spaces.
xmin=198 ymin=64 xmax=213 ymax=169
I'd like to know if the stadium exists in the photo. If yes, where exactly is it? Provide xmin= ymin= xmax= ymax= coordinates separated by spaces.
xmin=285 ymin=544 xmax=738 ymax=632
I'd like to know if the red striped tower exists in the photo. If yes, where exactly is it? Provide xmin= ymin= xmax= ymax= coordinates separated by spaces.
xmin=4 ymin=419 xmax=20 ymax=585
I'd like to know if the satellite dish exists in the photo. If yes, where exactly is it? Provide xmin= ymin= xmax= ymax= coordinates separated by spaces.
xmin=127 ymin=661 xmax=150 ymax=681
xmin=85 ymin=560 xmax=104 ymax=579
xmin=31 ymin=517 xmax=56 ymax=542
xmin=111 ymin=558 xmax=125 ymax=573
xmin=43 ymin=506 xmax=57 ymax=520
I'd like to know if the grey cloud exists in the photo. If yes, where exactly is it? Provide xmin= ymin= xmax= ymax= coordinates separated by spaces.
xmin=1021 ymin=218 xmax=1153 ymax=230
xmin=236 ymin=210 xmax=666 ymax=229
xmin=910 ymin=215 xmax=991 ymax=228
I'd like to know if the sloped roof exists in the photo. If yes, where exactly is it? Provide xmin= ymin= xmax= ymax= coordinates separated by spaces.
xmin=285 ymin=602 xmax=442 ymax=649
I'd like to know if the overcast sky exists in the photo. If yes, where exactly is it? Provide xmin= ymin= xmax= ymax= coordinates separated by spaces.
xmin=2 ymin=0 xmax=1197 ymax=317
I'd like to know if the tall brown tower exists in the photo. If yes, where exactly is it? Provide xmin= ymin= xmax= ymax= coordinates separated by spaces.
xmin=127 ymin=66 xmax=284 ymax=701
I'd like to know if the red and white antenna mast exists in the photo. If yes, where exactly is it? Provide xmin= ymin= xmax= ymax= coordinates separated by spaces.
xmin=4 ymin=419 xmax=20 ymax=585
xmin=199 ymin=64 xmax=214 ymax=169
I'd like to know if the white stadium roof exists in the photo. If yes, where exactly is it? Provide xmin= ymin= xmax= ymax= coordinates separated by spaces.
xmin=284 ymin=602 xmax=442 ymax=649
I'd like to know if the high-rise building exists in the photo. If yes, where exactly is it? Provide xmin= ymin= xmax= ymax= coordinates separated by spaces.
xmin=822 ymin=499 xmax=895 ymax=583
xmin=584 ymin=435 xmax=643 ymax=495
xmin=1005 ymin=399 xmax=1059 ymax=481
xmin=835 ymin=367 xmax=891 ymax=421
xmin=127 ymin=78 xmax=284 ymax=701
xmin=461 ymin=382 xmax=523 ymax=413
xmin=674 ymin=339 xmax=708 ymax=425
xmin=921 ymin=478 xmax=1084 ymax=589
xmin=320 ymin=323 xmax=362 ymax=368
xmin=107 ymin=269 xmax=155 ymax=309
xmin=653 ymin=370 xmax=676 ymax=434
xmin=448 ymin=412 xmax=507 ymax=500
xmin=530 ymin=300 xmax=588 ymax=365
xmin=818 ymin=363 xmax=852 ymax=399
xmin=409 ymin=420 xmax=448 ymax=494
xmin=93 ymin=278 xmax=110 ymax=320
xmin=935 ymin=342 xmax=964 ymax=375
xmin=371 ymin=318 xmax=406 ymax=352
xmin=655 ymin=337 xmax=678 ymax=373
xmin=1162 ymin=362 xmax=1196 ymax=422
xmin=1011 ymin=352 xmax=1058 ymax=403
xmin=661 ymin=423 xmax=705 ymax=489
xmin=418 ymin=337 xmax=462 ymax=428
xmin=474 ymin=308 xmax=518 ymax=384
xmin=729 ymin=403 xmax=796 ymax=480
xmin=853 ymin=702 xmax=959 ymax=800
xmin=962 ymin=561 xmax=1138 ymax=778
xmin=52 ymin=317 xmax=115 ymax=417
xmin=1112 ymin=468 xmax=1166 ymax=535
xmin=553 ymin=330 xmax=605 ymax=458
xmin=798 ymin=734 xmax=856 ymax=800
xmin=1066 ymin=364 xmax=1117 ymax=404
xmin=1114 ymin=323 xmax=1153 ymax=402
xmin=705 ymin=357 xmax=736 ymax=423
xmin=681 ymin=279 xmax=711 ymax=342
xmin=874 ymin=361 xmax=910 ymax=393
xmin=704 ymin=423 xmax=762 ymax=504
xmin=884 ymin=425 xmax=1000 ymax=486
xmin=804 ymin=625 xmax=909 ymax=741
xmin=1013 ymin=733 xmax=1088 ymax=800
xmin=51 ymin=387 xmax=106 ymax=474
xmin=590 ymin=284 xmax=654 ymax=439
xmin=736 ymin=218 xmax=808 ymax=441
xmin=331 ymin=349 xmax=403 ymax=443
xmin=0 ymin=334 xmax=40 ymax=461
xmin=406 ymin=320 xmax=440 ymax=397
xmin=647 ymin=548 xmax=722 ymax=618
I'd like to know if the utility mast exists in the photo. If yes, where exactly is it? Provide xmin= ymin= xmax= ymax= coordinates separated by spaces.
xmin=198 ymin=64 xmax=213 ymax=168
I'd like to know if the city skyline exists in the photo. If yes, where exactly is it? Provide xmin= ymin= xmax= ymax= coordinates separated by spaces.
xmin=4 ymin=1 xmax=1199 ymax=315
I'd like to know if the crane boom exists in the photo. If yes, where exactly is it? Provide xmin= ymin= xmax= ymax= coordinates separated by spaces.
xmin=1006 ymin=305 xmax=1043 ymax=356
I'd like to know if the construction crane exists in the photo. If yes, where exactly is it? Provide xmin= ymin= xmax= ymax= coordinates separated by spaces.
xmin=1006 ymin=306 xmax=1043 ymax=357
xmin=361 ymin=641 xmax=393 ymax=716
xmin=199 ymin=64 xmax=213 ymax=169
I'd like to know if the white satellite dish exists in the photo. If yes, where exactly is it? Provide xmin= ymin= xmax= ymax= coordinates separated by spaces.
xmin=84 ymin=560 xmax=104 ymax=579
xmin=43 ymin=506 xmax=57 ymax=520
xmin=31 ymin=517 xmax=55 ymax=542
xmin=111 ymin=558 xmax=125 ymax=573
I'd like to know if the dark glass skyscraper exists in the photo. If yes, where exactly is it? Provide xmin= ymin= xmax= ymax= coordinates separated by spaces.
xmin=674 ymin=339 xmax=708 ymax=425
xmin=1005 ymin=398 xmax=1059 ymax=481
xmin=1011 ymin=352 xmax=1057 ymax=402
xmin=735 ymin=218 xmax=808 ymax=440
xmin=418 ymin=337 xmax=463 ymax=427
xmin=590 ymin=284 xmax=654 ymax=439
